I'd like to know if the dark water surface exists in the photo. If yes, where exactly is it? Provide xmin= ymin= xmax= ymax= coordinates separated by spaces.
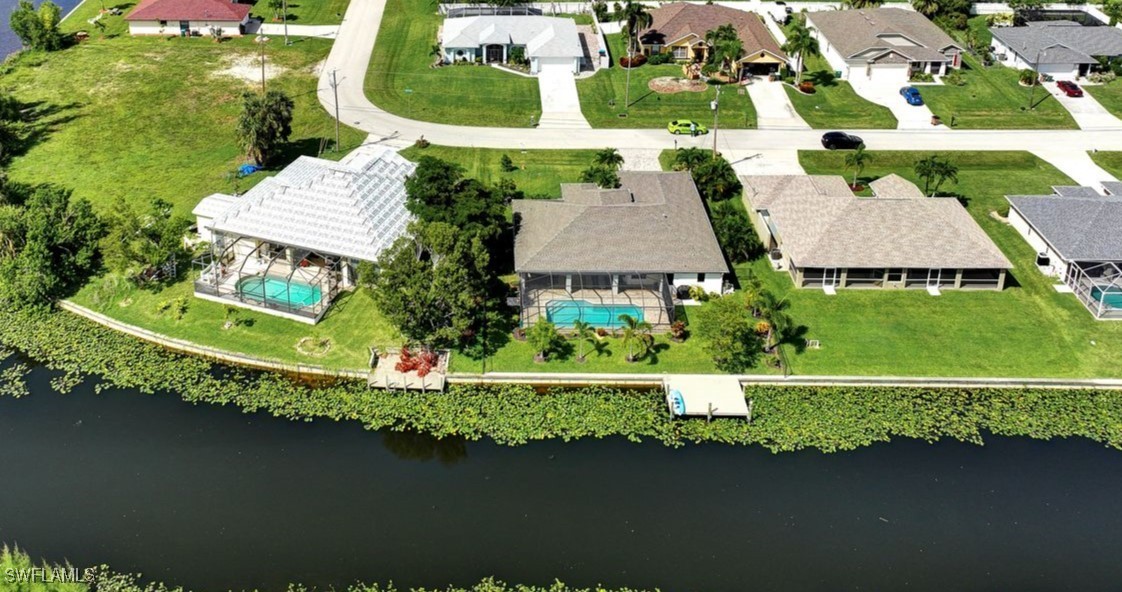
xmin=1 ymin=0 xmax=82 ymax=57
xmin=1 ymin=364 xmax=1121 ymax=592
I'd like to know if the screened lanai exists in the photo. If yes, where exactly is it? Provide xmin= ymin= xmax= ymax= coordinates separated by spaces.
xmin=191 ymin=145 xmax=414 ymax=324
xmin=519 ymin=271 xmax=676 ymax=330
xmin=1065 ymin=261 xmax=1122 ymax=320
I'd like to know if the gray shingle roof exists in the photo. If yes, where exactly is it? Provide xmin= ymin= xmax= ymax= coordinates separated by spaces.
xmin=512 ymin=172 xmax=728 ymax=274
xmin=743 ymin=175 xmax=1011 ymax=269
xmin=807 ymin=8 xmax=962 ymax=63
xmin=1102 ymin=181 xmax=1122 ymax=196
xmin=990 ymin=22 xmax=1122 ymax=64
xmin=1053 ymin=185 xmax=1102 ymax=197
xmin=195 ymin=146 xmax=415 ymax=262
xmin=441 ymin=16 xmax=583 ymax=59
xmin=871 ymin=174 xmax=925 ymax=198
xmin=1006 ymin=195 xmax=1122 ymax=262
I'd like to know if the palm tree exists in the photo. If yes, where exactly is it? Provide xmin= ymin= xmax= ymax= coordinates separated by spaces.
xmin=844 ymin=144 xmax=871 ymax=189
xmin=618 ymin=1 xmax=653 ymax=111
xmin=618 ymin=313 xmax=653 ymax=363
xmin=756 ymin=291 xmax=791 ymax=353
xmin=741 ymin=272 xmax=766 ymax=317
xmin=672 ymin=147 xmax=709 ymax=172
xmin=571 ymin=320 xmax=597 ymax=362
xmin=910 ymin=0 xmax=940 ymax=18
xmin=593 ymin=147 xmax=624 ymax=170
xmin=843 ymin=0 xmax=885 ymax=8
xmin=705 ymin=24 xmax=742 ymax=78
xmin=781 ymin=20 xmax=820 ymax=84
xmin=429 ymin=43 xmax=443 ymax=64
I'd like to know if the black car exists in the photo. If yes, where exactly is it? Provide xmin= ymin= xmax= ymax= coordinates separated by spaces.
xmin=821 ymin=132 xmax=864 ymax=150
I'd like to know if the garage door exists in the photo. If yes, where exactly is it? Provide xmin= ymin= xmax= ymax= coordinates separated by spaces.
xmin=865 ymin=63 xmax=908 ymax=82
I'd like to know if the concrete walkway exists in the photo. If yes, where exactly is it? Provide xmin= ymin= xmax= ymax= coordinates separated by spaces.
xmin=1031 ymin=149 xmax=1120 ymax=191
xmin=1043 ymin=81 xmax=1122 ymax=130
xmin=317 ymin=0 xmax=1122 ymax=153
xmin=537 ymin=63 xmax=591 ymax=129
xmin=619 ymin=149 xmax=665 ymax=171
xmin=746 ymin=79 xmax=810 ymax=129
xmin=726 ymin=149 xmax=806 ymax=175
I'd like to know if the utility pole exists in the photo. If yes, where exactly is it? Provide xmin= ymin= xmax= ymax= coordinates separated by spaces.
xmin=711 ymin=84 xmax=721 ymax=158
xmin=256 ymin=35 xmax=269 ymax=93
xmin=331 ymin=69 xmax=341 ymax=152
xmin=282 ymin=0 xmax=290 ymax=45
xmin=1027 ymin=47 xmax=1044 ymax=110
xmin=624 ymin=42 xmax=633 ymax=114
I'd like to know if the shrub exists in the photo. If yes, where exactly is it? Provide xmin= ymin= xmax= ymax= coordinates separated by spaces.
xmin=647 ymin=51 xmax=673 ymax=65
xmin=942 ymin=69 xmax=966 ymax=86
xmin=619 ymin=54 xmax=647 ymax=68
xmin=700 ymin=63 xmax=719 ymax=76
xmin=688 ymin=285 xmax=710 ymax=302
xmin=669 ymin=320 xmax=688 ymax=341
xmin=693 ymin=294 xmax=763 ymax=373
xmin=395 ymin=346 xmax=440 ymax=377
xmin=910 ymin=71 xmax=934 ymax=83
xmin=1019 ymin=68 xmax=1038 ymax=85
xmin=797 ymin=80 xmax=815 ymax=94
xmin=500 ymin=154 xmax=516 ymax=172
xmin=1089 ymin=70 xmax=1117 ymax=84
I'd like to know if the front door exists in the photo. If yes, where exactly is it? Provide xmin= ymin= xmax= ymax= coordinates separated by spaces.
xmin=927 ymin=268 xmax=941 ymax=288
xmin=179 ymin=20 xmax=189 ymax=35
xmin=485 ymin=44 xmax=503 ymax=63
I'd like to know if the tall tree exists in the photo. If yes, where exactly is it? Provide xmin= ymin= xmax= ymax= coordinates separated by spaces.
xmin=755 ymin=290 xmax=791 ymax=353
xmin=781 ymin=19 xmax=820 ymax=84
xmin=100 ymin=198 xmax=191 ymax=277
xmin=593 ymin=147 xmax=624 ymax=170
xmin=843 ymin=0 xmax=885 ymax=8
xmin=235 ymin=90 xmax=294 ymax=166
xmin=405 ymin=156 xmax=507 ymax=241
xmin=705 ymin=24 xmax=743 ymax=78
xmin=9 ymin=0 xmax=63 ymax=51
xmin=617 ymin=0 xmax=653 ymax=57
xmin=526 ymin=318 xmax=562 ymax=362
xmin=914 ymin=155 xmax=959 ymax=197
xmin=693 ymin=294 xmax=763 ymax=373
xmin=618 ymin=313 xmax=653 ymax=362
xmin=672 ymin=147 xmax=710 ymax=172
xmin=844 ymin=144 xmax=871 ymax=188
xmin=691 ymin=157 xmax=742 ymax=201
xmin=910 ymin=0 xmax=941 ymax=17
xmin=710 ymin=200 xmax=762 ymax=263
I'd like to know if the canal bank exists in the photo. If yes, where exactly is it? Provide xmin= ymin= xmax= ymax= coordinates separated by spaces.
xmin=2 ymin=362 xmax=1122 ymax=592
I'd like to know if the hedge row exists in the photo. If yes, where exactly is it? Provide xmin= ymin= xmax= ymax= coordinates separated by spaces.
xmin=0 ymin=308 xmax=1119 ymax=452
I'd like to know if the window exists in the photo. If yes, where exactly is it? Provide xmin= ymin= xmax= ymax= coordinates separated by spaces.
xmin=844 ymin=268 xmax=885 ymax=288
xmin=673 ymin=46 xmax=688 ymax=59
xmin=696 ymin=273 xmax=705 ymax=283
xmin=158 ymin=19 xmax=167 ymax=26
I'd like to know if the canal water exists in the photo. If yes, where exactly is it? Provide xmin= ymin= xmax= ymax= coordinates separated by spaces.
xmin=2 ymin=363 xmax=1122 ymax=592
xmin=1 ymin=0 xmax=82 ymax=58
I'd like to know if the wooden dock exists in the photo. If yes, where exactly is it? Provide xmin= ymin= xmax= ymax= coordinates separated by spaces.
xmin=664 ymin=375 xmax=750 ymax=420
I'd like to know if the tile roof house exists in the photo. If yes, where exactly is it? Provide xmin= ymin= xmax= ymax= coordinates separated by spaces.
xmin=1006 ymin=189 xmax=1122 ymax=319
xmin=512 ymin=172 xmax=728 ymax=330
xmin=743 ymin=175 xmax=1011 ymax=291
xmin=440 ymin=16 xmax=585 ymax=74
xmin=126 ymin=0 xmax=252 ymax=36
xmin=192 ymin=145 xmax=415 ymax=323
xmin=638 ymin=3 xmax=789 ymax=76
xmin=806 ymin=8 xmax=963 ymax=81
xmin=990 ymin=21 xmax=1122 ymax=80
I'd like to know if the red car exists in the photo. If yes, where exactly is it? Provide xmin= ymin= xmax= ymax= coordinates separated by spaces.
xmin=1057 ymin=80 xmax=1083 ymax=97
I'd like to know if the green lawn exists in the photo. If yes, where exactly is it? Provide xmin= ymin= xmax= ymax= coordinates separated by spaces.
xmin=399 ymin=144 xmax=599 ymax=198
xmin=1084 ymin=81 xmax=1122 ymax=121
xmin=767 ymin=151 xmax=1122 ymax=378
xmin=451 ymin=332 xmax=723 ymax=374
xmin=60 ymin=0 xmax=132 ymax=36
xmin=364 ymin=0 xmax=541 ymax=127
xmin=249 ymin=0 xmax=350 ymax=25
xmin=2 ymin=35 xmax=366 ymax=216
xmin=71 ymin=276 xmax=398 ymax=369
xmin=920 ymin=53 xmax=1077 ymax=129
xmin=784 ymin=54 xmax=897 ymax=129
xmin=1090 ymin=151 xmax=1122 ymax=179
xmin=577 ymin=34 xmax=757 ymax=129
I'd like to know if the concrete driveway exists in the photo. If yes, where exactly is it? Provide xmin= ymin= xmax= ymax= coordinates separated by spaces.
xmin=848 ymin=77 xmax=939 ymax=130
xmin=1043 ymin=81 xmax=1122 ymax=130
xmin=536 ymin=63 xmax=590 ymax=129
xmin=746 ymin=79 xmax=810 ymax=129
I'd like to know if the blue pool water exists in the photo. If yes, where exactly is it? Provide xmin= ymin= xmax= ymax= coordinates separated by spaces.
xmin=236 ymin=276 xmax=321 ymax=309
xmin=1091 ymin=285 xmax=1122 ymax=309
xmin=546 ymin=300 xmax=643 ymax=328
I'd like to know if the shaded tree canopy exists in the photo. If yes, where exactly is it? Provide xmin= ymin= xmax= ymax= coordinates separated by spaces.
xmin=235 ymin=90 xmax=294 ymax=166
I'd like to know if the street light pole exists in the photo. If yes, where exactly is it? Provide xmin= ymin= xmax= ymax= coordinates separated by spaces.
xmin=282 ymin=0 xmax=290 ymax=45
xmin=256 ymin=35 xmax=269 ymax=93
xmin=624 ymin=43 xmax=633 ymax=113
xmin=711 ymin=84 xmax=721 ymax=158
xmin=1027 ymin=47 xmax=1044 ymax=110
xmin=331 ymin=69 xmax=341 ymax=152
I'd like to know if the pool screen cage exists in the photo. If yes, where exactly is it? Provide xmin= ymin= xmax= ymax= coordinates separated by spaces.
xmin=193 ymin=234 xmax=344 ymax=321
xmin=518 ymin=271 xmax=676 ymax=331
xmin=1065 ymin=261 xmax=1122 ymax=320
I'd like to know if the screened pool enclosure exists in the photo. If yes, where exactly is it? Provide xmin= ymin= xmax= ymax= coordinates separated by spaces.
xmin=1065 ymin=261 xmax=1122 ymax=320
xmin=519 ymin=272 xmax=676 ymax=330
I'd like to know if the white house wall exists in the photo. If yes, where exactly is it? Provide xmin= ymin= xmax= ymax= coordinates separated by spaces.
xmin=1007 ymin=207 xmax=1069 ymax=278
xmin=128 ymin=18 xmax=246 ymax=36
xmin=992 ymin=38 xmax=1080 ymax=80
xmin=671 ymin=273 xmax=723 ymax=295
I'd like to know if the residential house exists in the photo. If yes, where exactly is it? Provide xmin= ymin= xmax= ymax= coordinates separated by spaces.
xmin=440 ymin=15 xmax=585 ymax=75
xmin=1007 ymin=188 xmax=1122 ymax=319
xmin=126 ymin=0 xmax=252 ymax=36
xmin=990 ymin=21 xmax=1122 ymax=80
xmin=637 ymin=3 xmax=789 ymax=77
xmin=743 ymin=175 xmax=1011 ymax=291
xmin=192 ymin=145 xmax=415 ymax=324
xmin=806 ymin=8 xmax=963 ymax=81
xmin=512 ymin=172 xmax=728 ymax=330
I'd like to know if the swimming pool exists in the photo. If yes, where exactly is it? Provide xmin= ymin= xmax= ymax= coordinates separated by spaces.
xmin=236 ymin=276 xmax=322 ymax=310
xmin=1091 ymin=285 xmax=1122 ymax=310
xmin=546 ymin=300 xmax=643 ymax=328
